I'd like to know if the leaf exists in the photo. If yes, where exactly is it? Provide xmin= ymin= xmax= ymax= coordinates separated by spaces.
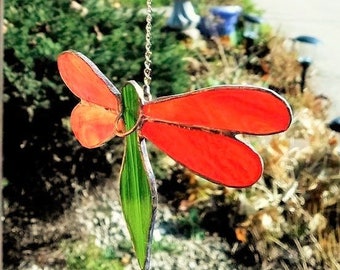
xmin=119 ymin=81 xmax=157 ymax=270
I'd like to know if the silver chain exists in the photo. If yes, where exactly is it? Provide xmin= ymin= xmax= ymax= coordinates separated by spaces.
xmin=143 ymin=0 xmax=153 ymax=101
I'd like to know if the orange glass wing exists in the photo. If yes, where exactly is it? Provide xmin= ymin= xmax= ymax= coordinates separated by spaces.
xmin=140 ymin=122 xmax=263 ymax=187
xmin=70 ymin=103 xmax=119 ymax=148
xmin=140 ymin=85 xmax=292 ymax=186
xmin=58 ymin=50 xmax=121 ymax=109
xmin=142 ymin=85 xmax=292 ymax=135
xmin=57 ymin=51 xmax=123 ymax=148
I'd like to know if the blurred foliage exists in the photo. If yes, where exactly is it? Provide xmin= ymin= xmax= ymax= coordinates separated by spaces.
xmin=4 ymin=0 xmax=190 ymax=213
xmin=196 ymin=0 xmax=263 ymax=15
xmin=63 ymin=240 xmax=124 ymax=270
xmin=3 ymin=0 xmax=189 ymax=266
xmin=120 ymin=0 xmax=171 ymax=7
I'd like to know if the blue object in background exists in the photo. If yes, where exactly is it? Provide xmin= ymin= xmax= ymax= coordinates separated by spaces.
xmin=210 ymin=6 xmax=242 ymax=36
xmin=198 ymin=5 xmax=242 ymax=45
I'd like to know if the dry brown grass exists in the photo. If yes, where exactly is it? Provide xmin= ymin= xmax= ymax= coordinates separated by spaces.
xmin=179 ymin=34 xmax=340 ymax=269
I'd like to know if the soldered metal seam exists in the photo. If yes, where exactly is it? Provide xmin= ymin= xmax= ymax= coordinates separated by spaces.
xmin=140 ymin=116 xmax=237 ymax=137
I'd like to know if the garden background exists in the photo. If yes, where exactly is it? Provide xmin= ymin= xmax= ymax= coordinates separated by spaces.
xmin=2 ymin=0 xmax=339 ymax=269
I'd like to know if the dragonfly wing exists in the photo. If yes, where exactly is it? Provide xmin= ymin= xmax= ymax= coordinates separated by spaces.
xmin=142 ymin=85 xmax=292 ymax=135
xmin=58 ymin=51 xmax=123 ymax=147
xmin=71 ymin=103 xmax=123 ymax=148
xmin=140 ymin=122 xmax=263 ymax=187
xmin=57 ymin=50 xmax=121 ymax=110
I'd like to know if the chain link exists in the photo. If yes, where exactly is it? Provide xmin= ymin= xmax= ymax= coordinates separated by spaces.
xmin=143 ymin=0 xmax=153 ymax=101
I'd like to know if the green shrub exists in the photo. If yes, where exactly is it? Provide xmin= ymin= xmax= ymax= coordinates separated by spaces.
xmin=122 ymin=0 xmax=171 ymax=7
xmin=63 ymin=241 xmax=124 ymax=270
